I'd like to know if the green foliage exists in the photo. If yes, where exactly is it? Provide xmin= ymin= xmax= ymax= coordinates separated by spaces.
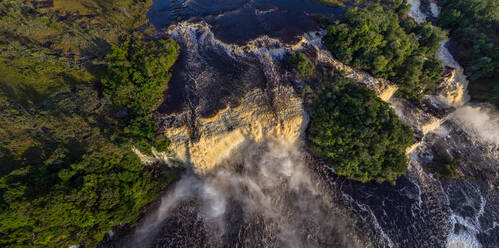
xmin=313 ymin=0 xmax=366 ymax=7
xmin=0 ymin=0 xmax=181 ymax=247
xmin=0 ymin=86 xmax=182 ymax=247
xmin=289 ymin=52 xmax=315 ymax=77
xmin=432 ymin=154 xmax=461 ymax=179
xmin=324 ymin=4 xmax=445 ymax=101
xmin=0 ymin=148 xmax=177 ymax=247
xmin=307 ymin=76 xmax=413 ymax=184
xmin=437 ymin=0 xmax=498 ymax=108
xmin=102 ymin=38 xmax=179 ymax=143
xmin=0 ymin=0 xmax=154 ymax=56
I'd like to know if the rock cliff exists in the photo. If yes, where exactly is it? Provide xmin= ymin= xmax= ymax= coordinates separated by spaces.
xmin=116 ymin=6 xmax=498 ymax=246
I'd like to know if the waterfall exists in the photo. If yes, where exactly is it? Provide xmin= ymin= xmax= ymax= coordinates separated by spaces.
xmin=408 ymin=1 xmax=499 ymax=248
xmin=98 ymin=2 xmax=498 ymax=247
xmin=120 ymin=140 xmax=369 ymax=247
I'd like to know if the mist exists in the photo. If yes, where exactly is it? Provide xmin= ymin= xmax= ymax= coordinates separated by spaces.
xmin=122 ymin=139 xmax=361 ymax=248
xmin=451 ymin=105 xmax=499 ymax=144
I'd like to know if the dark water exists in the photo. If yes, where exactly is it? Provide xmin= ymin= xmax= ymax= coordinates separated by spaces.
xmin=148 ymin=0 xmax=343 ymax=44
xmin=153 ymin=0 xmax=342 ymax=116
xmin=156 ymin=32 xmax=268 ymax=117
xmin=99 ymin=1 xmax=499 ymax=248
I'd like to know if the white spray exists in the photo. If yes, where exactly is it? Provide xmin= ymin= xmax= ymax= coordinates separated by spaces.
xmin=409 ymin=0 xmax=499 ymax=146
xmin=126 ymin=139 xmax=362 ymax=248
xmin=408 ymin=1 xmax=499 ymax=248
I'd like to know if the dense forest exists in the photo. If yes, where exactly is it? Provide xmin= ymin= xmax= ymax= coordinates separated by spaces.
xmin=292 ymin=1 xmax=449 ymax=184
xmin=436 ymin=0 xmax=498 ymax=108
xmin=324 ymin=3 xmax=445 ymax=101
xmin=306 ymin=71 xmax=413 ymax=184
xmin=0 ymin=0 xmax=180 ymax=247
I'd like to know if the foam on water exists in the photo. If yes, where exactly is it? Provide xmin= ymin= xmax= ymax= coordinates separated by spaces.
xmin=407 ymin=1 xmax=499 ymax=247
xmin=123 ymin=140 xmax=366 ymax=247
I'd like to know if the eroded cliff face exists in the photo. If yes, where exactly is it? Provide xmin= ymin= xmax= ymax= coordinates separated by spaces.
xmin=116 ymin=22 xmax=397 ymax=248
xmin=313 ymin=35 xmax=398 ymax=102
xmin=119 ymin=4 xmax=499 ymax=247
xmin=146 ymin=24 xmax=405 ymax=173
xmin=146 ymin=22 xmax=309 ymax=173
xmin=407 ymin=3 xmax=499 ymax=247
xmin=162 ymin=86 xmax=307 ymax=173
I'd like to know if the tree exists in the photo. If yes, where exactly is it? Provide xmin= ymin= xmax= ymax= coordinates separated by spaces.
xmin=0 ymin=2 xmax=181 ymax=246
xmin=438 ymin=0 xmax=499 ymax=108
xmin=102 ymin=37 xmax=180 ymax=152
xmin=307 ymin=77 xmax=413 ymax=184
xmin=324 ymin=4 xmax=445 ymax=101
xmin=289 ymin=52 xmax=315 ymax=77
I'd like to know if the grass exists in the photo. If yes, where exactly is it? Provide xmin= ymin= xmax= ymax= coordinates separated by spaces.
xmin=0 ymin=1 xmax=182 ymax=247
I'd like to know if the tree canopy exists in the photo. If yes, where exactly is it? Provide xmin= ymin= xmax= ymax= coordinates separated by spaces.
xmin=307 ymin=76 xmax=413 ymax=184
xmin=289 ymin=52 xmax=316 ymax=77
xmin=437 ymin=0 xmax=499 ymax=108
xmin=0 ymin=1 xmax=180 ymax=247
xmin=324 ymin=4 xmax=445 ymax=101
xmin=102 ymin=38 xmax=180 ymax=152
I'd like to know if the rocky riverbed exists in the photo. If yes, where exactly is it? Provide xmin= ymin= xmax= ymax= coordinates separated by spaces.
xmin=99 ymin=1 xmax=498 ymax=247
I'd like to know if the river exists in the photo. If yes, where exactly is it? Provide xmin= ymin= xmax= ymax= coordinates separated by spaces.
xmin=98 ymin=1 xmax=499 ymax=247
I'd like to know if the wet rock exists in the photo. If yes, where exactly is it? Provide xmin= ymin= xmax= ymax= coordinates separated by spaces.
xmin=105 ymin=10 xmax=499 ymax=247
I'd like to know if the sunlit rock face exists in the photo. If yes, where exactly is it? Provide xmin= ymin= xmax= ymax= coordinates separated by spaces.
xmin=314 ymin=43 xmax=398 ymax=102
xmin=153 ymin=22 xmax=309 ymax=173
xmin=436 ymin=54 xmax=469 ymax=107
xmin=101 ymin=1 xmax=499 ymax=247
xmin=162 ymin=86 xmax=307 ymax=173
xmin=149 ymin=20 xmax=498 ymax=248
xmin=154 ymin=22 xmax=404 ymax=173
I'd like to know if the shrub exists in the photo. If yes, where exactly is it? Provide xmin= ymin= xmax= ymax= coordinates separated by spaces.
xmin=0 ymin=1 xmax=181 ymax=247
xmin=437 ymin=0 xmax=498 ymax=108
xmin=432 ymin=154 xmax=461 ymax=179
xmin=289 ymin=52 xmax=315 ymax=77
xmin=102 ymin=37 xmax=180 ymax=146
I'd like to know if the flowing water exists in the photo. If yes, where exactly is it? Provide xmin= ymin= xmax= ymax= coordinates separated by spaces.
xmin=148 ymin=0 xmax=344 ymax=44
xmin=99 ymin=1 xmax=498 ymax=247
xmin=408 ymin=1 xmax=499 ymax=247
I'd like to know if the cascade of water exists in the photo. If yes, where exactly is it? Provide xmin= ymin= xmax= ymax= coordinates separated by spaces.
xmin=115 ymin=140 xmax=370 ymax=248
xmin=408 ymin=1 xmax=499 ymax=248
xmin=99 ymin=2 xmax=497 ymax=247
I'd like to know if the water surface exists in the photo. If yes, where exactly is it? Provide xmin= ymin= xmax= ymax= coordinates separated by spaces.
xmin=148 ymin=0 xmax=343 ymax=44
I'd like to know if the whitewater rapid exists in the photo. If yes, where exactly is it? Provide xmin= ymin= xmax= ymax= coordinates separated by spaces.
xmin=99 ymin=1 xmax=498 ymax=247
xmin=408 ymin=1 xmax=499 ymax=247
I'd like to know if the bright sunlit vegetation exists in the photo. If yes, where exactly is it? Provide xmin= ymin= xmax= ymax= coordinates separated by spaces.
xmin=0 ymin=1 xmax=180 ymax=247
xmin=324 ymin=3 xmax=445 ymax=101
xmin=307 ymin=72 xmax=413 ymax=184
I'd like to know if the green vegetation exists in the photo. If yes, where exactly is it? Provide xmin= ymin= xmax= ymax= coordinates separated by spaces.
xmin=313 ymin=0 xmax=366 ymax=8
xmin=102 ymin=38 xmax=180 ymax=153
xmin=307 ymin=74 xmax=413 ymax=184
xmin=435 ymin=158 xmax=460 ymax=179
xmin=0 ymin=0 xmax=180 ymax=247
xmin=437 ymin=0 xmax=498 ymax=108
xmin=430 ymin=154 xmax=461 ymax=179
xmin=324 ymin=4 xmax=445 ymax=101
xmin=289 ymin=52 xmax=315 ymax=77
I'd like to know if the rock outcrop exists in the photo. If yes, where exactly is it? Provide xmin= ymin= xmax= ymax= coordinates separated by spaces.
xmin=161 ymin=86 xmax=307 ymax=173
xmin=154 ymin=23 xmax=405 ymax=173
xmin=152 ymin=22 xmax=309 ymax=173
xmin=121 ymin=8 xmax=499 ymax=247
xmin=314 ymin=41 xmax=398 ymax=102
